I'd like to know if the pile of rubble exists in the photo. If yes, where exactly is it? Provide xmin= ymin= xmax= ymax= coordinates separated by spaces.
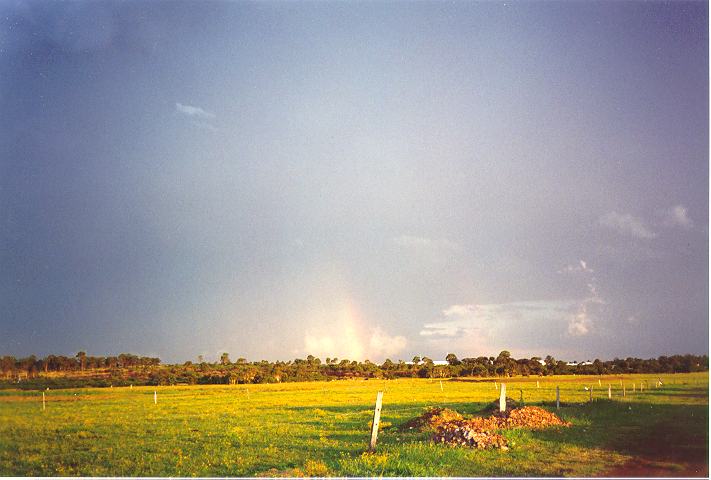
xmin=433 ymin=422 xmax=509 ymax=450
xmin=495 ymin=406 xmax=571 ymax=429
xmin=401 ymin=407 xmax=464 ymax=430
xmin=406 ymin=405 xmax=570 ymax=450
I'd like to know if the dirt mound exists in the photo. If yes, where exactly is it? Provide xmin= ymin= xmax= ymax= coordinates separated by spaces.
xmin=401 ymin=407 xmax=463 ymax=430
xmin=496 ymin=406 xmax=571 ymax=429
xmin=433 ymin=422 xmax=509 ymax=450
xmin=406 ymin=405 xmax=570 ymax=450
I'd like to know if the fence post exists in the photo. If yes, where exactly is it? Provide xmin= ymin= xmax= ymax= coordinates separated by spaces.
xmin=154 ymin=391 xmax=157 ymax=404
xmin=598 ymin=378 xmax=601 ymax=387
xmin=494 ymin=381 xmax=498 ymax=390
xmin=556 ymin=386 xmax=560 ymax=410
xmin=589 ymin=386 xmax=593 ymax=402
xmin=633 ymin=383 xmax=635 ymax=393
xmin=622 ymin=384 xmax=626 ymax=397
xmin=369 ymin=391 xmax=384 ymax=451
xmin=42 ymin=392 xmax=45 ymax=411
xmin=499 ymin=383 xmax=507 ymax=412
xmin=608 ymin=384 xmax=611 ymax=399
xmin=439 ymin=380 xmax=443 ymax=392
xmin=536 ymin=380 xmax=539 ymax=388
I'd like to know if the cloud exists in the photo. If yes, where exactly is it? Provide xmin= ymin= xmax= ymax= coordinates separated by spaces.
xmin=392 ymin=235 xmax=461 ymax=251
xmin=659 ymin=205 xmax=693 ymax=229
xmin=304 ymin=326 xmax=406 ymax=362
xmin=567 ymin=306 xmax=590 ymax=336
xmin=558 ymin=259 xmax=594 ymax=274
xmin=421 ymin=260 xmax=606 ymax=354
xmin=299 ymin=302 xmax=406 ymax=361
xmin=599 ymin=212 xmax=656 ymax=239
xmin=442 ymin=304 xmax=477 ymax=317
xmin=565 ymin=261 xmax=603 ymax=336
xmin=419 ymin=300 xmax=580 ymax=356
xmin=176 ymin=102 xmax=216 ymax=119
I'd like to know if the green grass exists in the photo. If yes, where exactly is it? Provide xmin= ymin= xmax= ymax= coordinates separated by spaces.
xmin=0 ymin=372 xmax=707 ymax=476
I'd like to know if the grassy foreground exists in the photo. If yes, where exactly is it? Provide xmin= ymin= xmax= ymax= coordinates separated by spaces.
xmin=0 ymin=372 xmax=707 ymax=477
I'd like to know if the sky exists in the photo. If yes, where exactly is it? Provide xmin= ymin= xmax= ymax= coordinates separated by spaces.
xmin=0 ymin=0 xmax=708 ymax=364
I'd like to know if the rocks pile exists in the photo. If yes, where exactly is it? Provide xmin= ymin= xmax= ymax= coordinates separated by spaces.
xmin=496 ymin=406 xmax=572 ymax=429
xmin=407 ymin=405 xmax=570 ymax=450
xmin=433 ymin=422 xmax=509 ymax=450
xmin=401 ymin=407 xmax=464 ymax=430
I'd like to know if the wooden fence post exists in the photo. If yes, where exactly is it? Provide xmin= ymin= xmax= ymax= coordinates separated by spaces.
xmin=42 ymin=392 xmax=45 ymax=411
xmin=154 ymin=391 xmax=157 ymax=404
xmin=608 ymin=384 xmax=611 ymax=399
xmin=589 ymin=386 xmax=593 ymax=402
xmin=622 ymin=384 xmax=626 ymax=397
xmin=369 ymin=391 xmax=384 ymax=451
xmin=556 ymin=386 xmax=560 ymax=410
xmin=499 ymin=383 xmax=507 ymax=412
xmin=536 ymin=380 xmax=539 ymax=388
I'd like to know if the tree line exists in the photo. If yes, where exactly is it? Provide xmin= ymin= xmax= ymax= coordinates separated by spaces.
xmin=0 ymin=350 xmax=707 ymax=389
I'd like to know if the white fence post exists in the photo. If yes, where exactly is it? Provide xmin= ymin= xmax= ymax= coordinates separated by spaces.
xmin=499 ymin=383 xmax=507 ymax=412
xmin=369 ymin=391 xmax=384 ymax=451
xmin=556 ymin=386 xmax=560 ymax=409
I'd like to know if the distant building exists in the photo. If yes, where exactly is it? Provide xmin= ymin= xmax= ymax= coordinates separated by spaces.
xmin=404 ymin=359 xmax=450 ymax=366
xmin=566 ymin=360 xmax=593 ymax=367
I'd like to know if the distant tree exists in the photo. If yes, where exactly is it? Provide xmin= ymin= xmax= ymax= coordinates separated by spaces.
xmin=220 ymin=353 xmax=231 ymax=365
xmin=76 ymin=352 xmax=87 ymax=371
xmin=412 ymin=356 xmax=421 ymax=364
xmin=446 ymin=353 xmax=460 ymax=366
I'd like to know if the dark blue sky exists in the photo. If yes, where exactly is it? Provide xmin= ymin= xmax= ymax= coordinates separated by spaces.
xmin=1 ymin=1 xmax=707 ymax=363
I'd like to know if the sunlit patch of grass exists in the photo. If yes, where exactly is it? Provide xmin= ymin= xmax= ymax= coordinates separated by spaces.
xmin=0 ymin=372 xmax=707 ymax=476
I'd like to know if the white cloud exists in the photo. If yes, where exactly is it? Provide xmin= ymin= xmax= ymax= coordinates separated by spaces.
xmin=558 ymin=259 xmax=594 ymax=274
xmin=421 ymin=260 xmax=605 ymax=353
xmin=420 ymin=300 xmax=580 ymax=356
xmin=442 ymin=304 xmax=476 ymax=317
xmin=659 ymin=205 xmax=693 ymax=229
xmin=567 ymin=307 xmax=590 ymax=336
xmin=599 ymin=211 xmax=656 ymax=239
xmin=369 ymin=327 xmax=407 ymax=358
xmin=565 ymin=273 xmax=604 ymax=336
xmin=176 ymin=102 xmax=216 ymax=119
xmin=304 ymin=325 xmax=406 ymax=362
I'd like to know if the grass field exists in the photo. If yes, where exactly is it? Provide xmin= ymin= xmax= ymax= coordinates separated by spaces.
xmin=0 ymin=372 xmax=707 ymax=477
